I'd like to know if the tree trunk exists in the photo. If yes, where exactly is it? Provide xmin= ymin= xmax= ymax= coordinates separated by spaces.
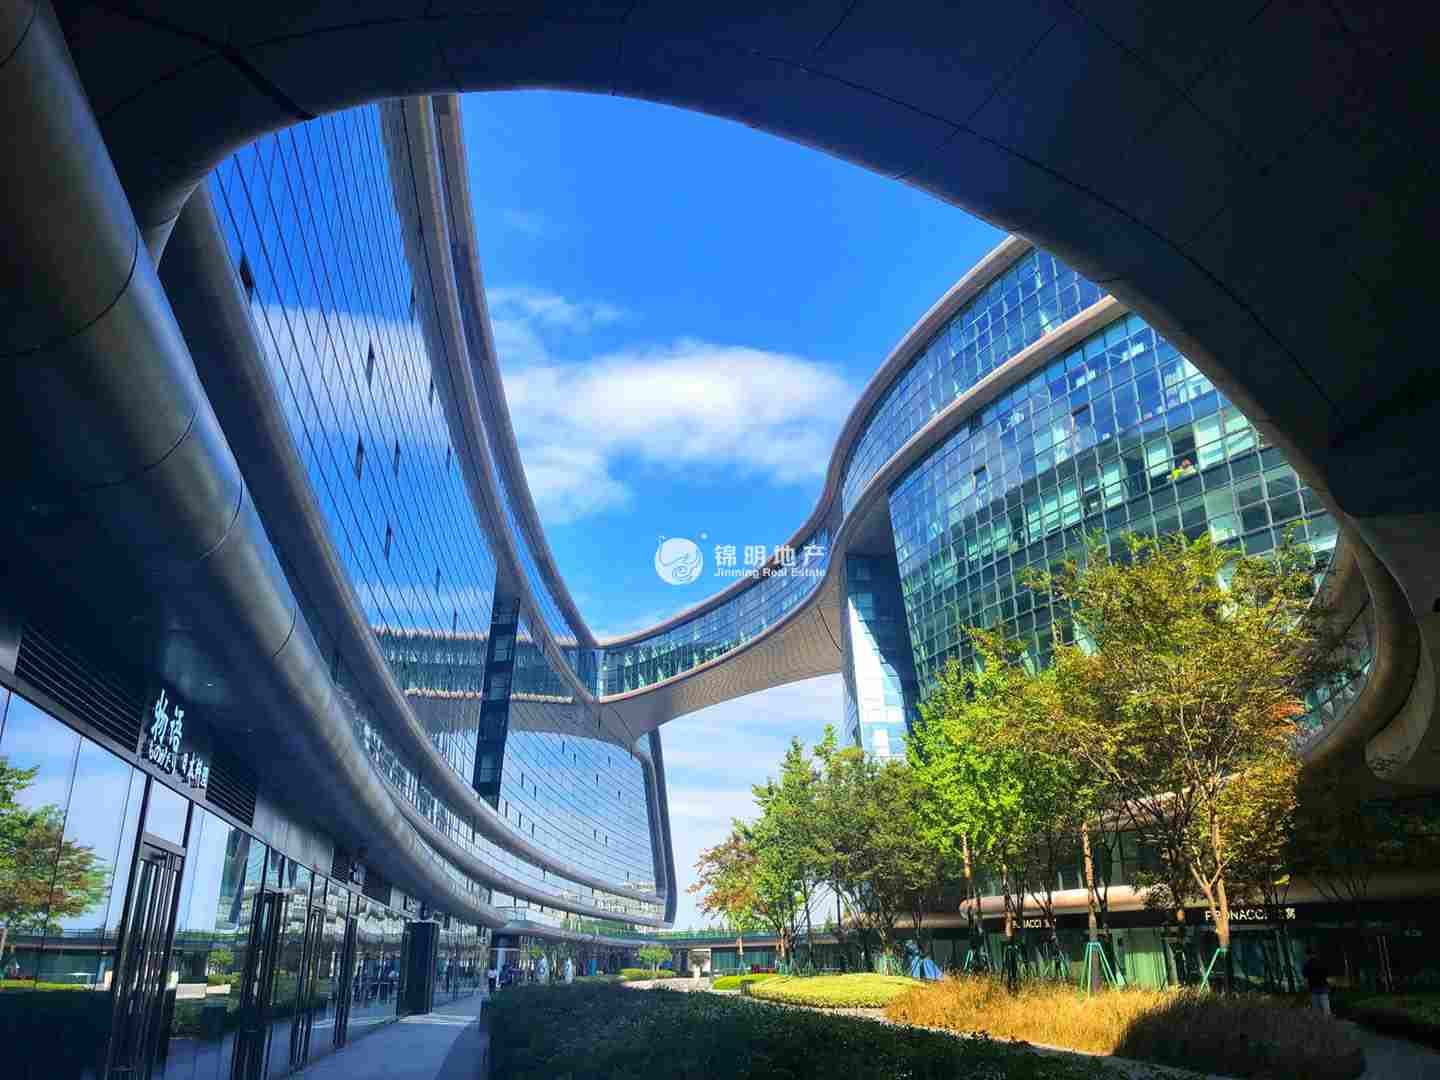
xmin=961 ymin=834 xmax=976 ymax=935
xmin=805 ymin=897 xmax=814 ymax=970
xmin=1082 ymin=827 xmax=1098 ymax=943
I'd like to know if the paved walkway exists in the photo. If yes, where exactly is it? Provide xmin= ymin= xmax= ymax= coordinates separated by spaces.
xmin=1345 ymin=1021 xmax=1440 ymax=1080
xmin=293 ymin=993 xmax=489 ymax=1080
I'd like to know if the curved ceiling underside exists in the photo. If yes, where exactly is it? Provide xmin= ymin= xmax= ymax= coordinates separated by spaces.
xmin=45 ymin=0 xmax=1436 ymax=783
xmin=53 ymin=0 xmax=1433 ymax=624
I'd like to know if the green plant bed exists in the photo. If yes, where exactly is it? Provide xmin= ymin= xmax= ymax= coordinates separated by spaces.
xmin=619 ymin=968 xmax=678 ymax=982
xmin=886 ymin=977 xmax=1365 ymax=1080
xmin=1334 ymin=991 xmax=1440 ymax=1051
xmin=712 ymin=973 xmax=775 ymax=991
xmin=487 ymin=981 xmax=1134 ymax=1078
xmin=746 ymin=973 xmax=922 ymax=1008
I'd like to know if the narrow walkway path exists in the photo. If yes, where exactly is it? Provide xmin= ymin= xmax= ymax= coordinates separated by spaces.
xmin=294 ymin=994 xmax=489 ymax=1080
xmin=1345 ymin=1021 xmax=1440 ymax=1080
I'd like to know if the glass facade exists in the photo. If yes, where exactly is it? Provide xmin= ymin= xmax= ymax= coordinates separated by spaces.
xmin=843 ymin=249 xmax=1104 ymax=514
xmin=205 ymin=101 xmax=663 ymax=923
xmin=600 ymin=528 xmax=832 ymax=695
xmin=888 ymin=311 xmax=1338 ymax=691
xmin=840 ymin=554 xmax=919 ymax=759
xmin=0 ymin=685 xmax=484 ymax=1080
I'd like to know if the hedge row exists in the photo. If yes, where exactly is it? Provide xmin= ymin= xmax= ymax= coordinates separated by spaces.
xmin=486 ymin=981 xmax=1130 ymax=1079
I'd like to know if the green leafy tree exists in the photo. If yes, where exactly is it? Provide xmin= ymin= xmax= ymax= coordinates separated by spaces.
xmin=636 ymin=943 xmax=672 ymax=973
xmin=909 ymin=631 xmax=1090 ymax=970
xmin=749 ymin=739 xmax=824 ymax=967
xmin=207 ymin=946 xmax=236 ymax=976
xmin=689 ymin=828 xmax=762 ymax=969
xmin=813 ymin=745 xmax=941 ymax=969
xmin=0 ymin=758 xmax=109 ymax=973
xmin=1039 ymin=530 xmax=1345 ymax=980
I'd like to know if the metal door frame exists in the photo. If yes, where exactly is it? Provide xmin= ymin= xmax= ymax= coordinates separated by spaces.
xmin=288 ymin=904 xmax=327 ymax=1069
xmin=104 ymin=834 xmax=186 ymax=1080
xmin=395 ymin=924 xmax=414 ymax=1017
xmin=333 ymin=915 xmax=359 ymax=1050
xmin=231 ymin=890 xmax=283 ymax=1080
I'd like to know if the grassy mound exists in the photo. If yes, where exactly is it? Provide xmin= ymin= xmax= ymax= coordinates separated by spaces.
xmin=487 ymin=981 xmax=1136 ymax=1078
xmin=885 ymin=977 xmax=1364 ymax=1080
xmin=619 ymin=967 xmax=679 ymax=982
xmin=746 ymin=973 xmax=922 ymax=1008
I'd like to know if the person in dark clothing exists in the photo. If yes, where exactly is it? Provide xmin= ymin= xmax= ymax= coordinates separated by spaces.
xmin=1303 ymin=948 xmax=1331 ymax=1014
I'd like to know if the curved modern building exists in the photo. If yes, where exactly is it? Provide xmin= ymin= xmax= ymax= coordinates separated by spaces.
xmin=0 ymin=0 xmax=1429 ymax=1075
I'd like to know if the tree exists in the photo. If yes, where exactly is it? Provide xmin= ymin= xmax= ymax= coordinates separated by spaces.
xmin=749 ymin=739 xmax=825 ymax=969
xmin=1039 ymin=530 xmax=1346 ymax=985
xmin=208 ymin=946 xmax=236 ymax=976
xmin=813 ymin=746 xmax=941 ymax=970
xmin=1222 ymin=751 xmax=1303 ymax=990
xmin=636 ymin=943 xmax=672 ymax=973
xmin=690 ymin=828 xmax=763 ymax=969
xmin=1287 ymin=759 xmax=1440 ymax=989
xmin=909 ymin=631 xmax=1091 ymax=984
xmin=0 ymin=758 xmax=109 ymax=973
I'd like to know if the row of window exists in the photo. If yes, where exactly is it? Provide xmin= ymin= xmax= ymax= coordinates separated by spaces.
xmin=889 ymin=312 xmax=1338 ymax=690
xmin=599 ymin=528 xmax=832 ymax=695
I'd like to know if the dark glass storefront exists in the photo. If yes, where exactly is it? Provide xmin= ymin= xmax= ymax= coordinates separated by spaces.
xmin=0 ymin=686 xmax=486 ymax=1080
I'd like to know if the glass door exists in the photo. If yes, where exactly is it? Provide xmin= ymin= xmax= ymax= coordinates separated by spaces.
xmin=332 ymin=915 xmax=359 ymax=1050
xmin=106 ymin=840 xmax=184 ymax=1080
xmin=395 ymin=924 xmax=414 ymax=1017
xmin=230 ymin=891 xmax=282 ymax=1080
xmin=287 ymin=905 xmax=326 ymax=1068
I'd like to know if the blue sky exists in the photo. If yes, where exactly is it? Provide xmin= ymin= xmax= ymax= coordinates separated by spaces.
xmin=459 ymin=91 xmax=1003 ymax=926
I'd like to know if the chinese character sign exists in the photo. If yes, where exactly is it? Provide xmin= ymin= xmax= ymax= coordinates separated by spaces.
xmin=144 ymin=688 xmax=209 ymax=790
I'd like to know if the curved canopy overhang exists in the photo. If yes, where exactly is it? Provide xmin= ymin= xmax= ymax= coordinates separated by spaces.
xmin=44 ymin=0 xmax=1431 ymax=781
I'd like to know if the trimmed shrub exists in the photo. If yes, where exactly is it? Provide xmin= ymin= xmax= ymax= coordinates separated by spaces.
xmin=619 ymin=967 xmax=679 ymax=982
xmin=886 ymin=977 xmax=1365 ymax=1080
xmin=747 ymin=973 xmax=921 ymax=1008
xmin=713 ymin=973 xmax=775 ymax=991
xmin=487 ymin=981 xmax=1133 ymax=1078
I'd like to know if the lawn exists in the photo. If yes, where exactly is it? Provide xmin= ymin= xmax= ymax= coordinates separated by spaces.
xmin=1334 ymin=991 xmax=1440 ymax=1050
xmin=746 ymin=973 xmax=923 ymax=1008
xmin=487 ymin=982 xmax=1135 ymax=1079
xmin=885 ymin=977 xmax=1365 ymax=1080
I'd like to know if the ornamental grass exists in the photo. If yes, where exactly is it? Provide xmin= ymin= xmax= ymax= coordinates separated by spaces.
xmin=884 ymin=977 xmax=1364 ymax=1080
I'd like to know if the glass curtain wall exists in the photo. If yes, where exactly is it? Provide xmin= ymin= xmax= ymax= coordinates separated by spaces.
xmin=0 ymin=682 xmax=474 ymax=1080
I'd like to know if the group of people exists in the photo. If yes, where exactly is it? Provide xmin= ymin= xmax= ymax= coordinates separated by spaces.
xmin=484 ymin=955 xmax=577 ymax=993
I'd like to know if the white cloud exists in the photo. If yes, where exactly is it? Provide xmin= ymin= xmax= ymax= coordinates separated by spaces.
xmin=658 ymin=674 xmax=844 ymax=929
xmin=489 ymin=287 xmax=626 ymax=332
xmin=495 ymin=333 xmax=855 ymax=524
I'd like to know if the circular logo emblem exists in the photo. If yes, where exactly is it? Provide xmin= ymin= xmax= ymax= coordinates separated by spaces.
xmin=654 ymin=536 xmax=703 ymax=586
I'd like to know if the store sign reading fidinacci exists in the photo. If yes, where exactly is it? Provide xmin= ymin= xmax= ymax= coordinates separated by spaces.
xmin=145 ymin=688 xmax=210 ymax=792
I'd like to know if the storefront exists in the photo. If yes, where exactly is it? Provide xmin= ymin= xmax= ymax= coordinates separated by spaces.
xmin=0 ymin=665 xmax=486 ymax=1080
